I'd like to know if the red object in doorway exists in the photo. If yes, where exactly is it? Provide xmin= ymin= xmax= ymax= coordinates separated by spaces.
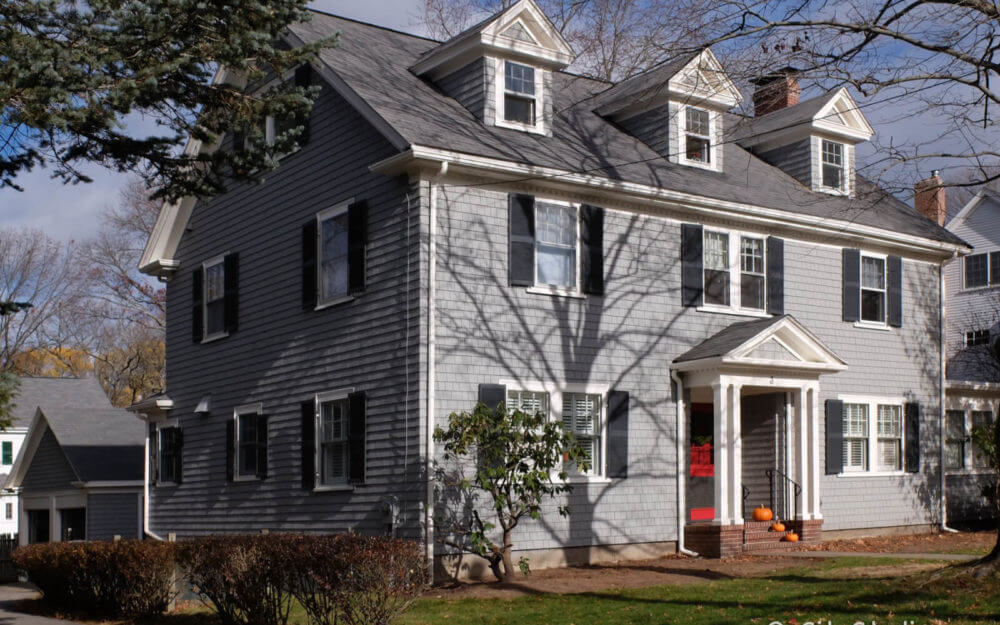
xmin=690 ymin=508 xmax=714 ymax=521
xmin=690 ymin=443 xmax=714 ymax=477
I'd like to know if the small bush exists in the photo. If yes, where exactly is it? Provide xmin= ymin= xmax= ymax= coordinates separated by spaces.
xmin=12 ymin=540 xmax=174 ymax=618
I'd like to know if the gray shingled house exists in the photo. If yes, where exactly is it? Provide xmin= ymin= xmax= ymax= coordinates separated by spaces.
xmin=135 ymin=0 xmax=977 ymax=575
xmin=5 ymin=377 xmax=145 ymax=544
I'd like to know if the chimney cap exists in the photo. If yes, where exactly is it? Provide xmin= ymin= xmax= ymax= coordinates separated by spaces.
xmin=750 ymin=67 xmax=800 ymax=86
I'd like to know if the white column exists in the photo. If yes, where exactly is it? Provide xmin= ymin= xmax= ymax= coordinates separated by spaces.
xmin=712 ymin=380 xmax=729 ymax=525
xmin=809 ymin=385 xmax=822 ymax=519
xmin=795 ymin=386 xmax=810 ymax=520
xmin=728 ymin=383 xmax=743 ymax=525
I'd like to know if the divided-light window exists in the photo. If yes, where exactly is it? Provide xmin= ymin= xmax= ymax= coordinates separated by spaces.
xmin=506 ymin=388 xmax=606 ymax=478
xmin=963 ymin=251 xmax=1000 ymax=289
xmin=203 ymin=258 xmax=226 ymax=338
xmin=504 ymin=61 xmax=536 ymax=126
xmin=317 ymin=205 xmax=350 ymax=304
xmin=535 ymin=202 xmax=578 ymax=290
xmin=821 ymin=140 xmax=845 ymax=190
xmin=319 ymin=396 xmax=350 ymax=485
xmin=702 ymin=229 xmax=769 ymax=312
xmin=967 ymin=330 xmax=989 ymax=347
xmin=860 ymin=254 xmax=886 ymax=324
xmin=841 ymin=397 xmax=906 ymax=475
xmin=684 ymin=107 xmax=711 ymax=164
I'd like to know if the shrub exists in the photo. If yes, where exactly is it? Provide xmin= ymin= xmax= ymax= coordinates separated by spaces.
xmin=12 ymin=540 xmax=174 ymax=618
xmin=287 ymin=534 xmax=427 ymax=625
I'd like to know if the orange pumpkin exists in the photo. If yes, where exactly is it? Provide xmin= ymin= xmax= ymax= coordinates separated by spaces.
xmin=752 ymin=505 xmax=773 ymax=522
xmin=783 ymin=532 xmax=800 ymax=542
xmin=771 ymin=522 xmax=786 ymax=532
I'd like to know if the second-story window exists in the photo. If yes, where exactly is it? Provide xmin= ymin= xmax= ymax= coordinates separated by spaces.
xmin=203 ymin=258 xmax=226 ymax=338
xmin=963 ymin=252 xmax=1000 ymax=289
xmin=821 ymin=140 xmax=845 ymax=190
xmin=860 ymin=254 xmax=886 ymax=324
xmin=967 ymin=330 xmax=990 ymax=347
xmin=1 ymin=441 xmax=12 ymax=466
xmin=684 ymin=107 xmax=711 ymax=164
xmin=504 ymin=61 xmax=536 ymax=125
xmin=703 ymin=231 xmax=730 ymax=306
xmin=318 ymin=205 xmax=350 ymax=304
xmin=535 ymin=202 xmax=578 ymax=290
xmin=740 ymin=237 xmax=765 ymax=310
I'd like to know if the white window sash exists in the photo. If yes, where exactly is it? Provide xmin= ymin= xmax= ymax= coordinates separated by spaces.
xmin=839 ymin=396 xmax=906 ymax=475
xmin=315 ymin=201 xmax=352 ymax=306
xmin=233 ymin=403 xmax=263 ymax=480
xmin=532 ymin=200 xmax=581 ymax=293
xmin=701 ymin=228 xmax=769 ymax=313
xmin=858 ymin=252 xmax=887 ymax=325
xmin=313 ymin=388 xmax=354 ymax=489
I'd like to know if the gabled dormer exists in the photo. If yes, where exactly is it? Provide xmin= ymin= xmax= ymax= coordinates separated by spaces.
xmin=411 ymin=0 xmax=574 ymax=135
xmin=593 ymin=48 xmax=743 ymax=173
xmin=738 ymin=75 xmax=874 ymax=198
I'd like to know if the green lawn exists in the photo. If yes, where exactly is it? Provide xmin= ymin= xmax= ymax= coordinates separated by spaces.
xmin=400 ymin=558 xmax=1000 ymax=625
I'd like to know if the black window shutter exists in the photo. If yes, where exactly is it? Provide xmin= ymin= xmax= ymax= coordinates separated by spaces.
xmin=149 ymin=423 xmax=159 ymax=485
xmin=766 ymin=236 xmax=784 ymax=315
xmin=580 ymin=205 xmax=604 ymax=295
xmin=680 ymin=224 xmax=703 ymax=307
xmin=192 ymin=267 xmax=204 ymax=343
xmin=224 ymin=253 xmax=240 ymax=334
xmin=348 ymin=200 xmax=367 ymax=295
xmin=478 ymin=384 xmax=507 ymax=411
xmin=301 ymin=400 xmax=316 ymax=490
xmin=905 ymin=402 xmax=920 ymax=473
xmin=887 ymin=255 xmax=902 ymax=328
xmin=302 ymin=221 xmax=318 ymax=310
xmin=825 ymin=399 xmax=844 ymax=475
xmin=294 ymin=64 xmax=312 ymax=145
xmin=508 ymin=194 xmax=535 ymax=286
xmin=607 ymin=390 xmax=629 ymax=479
xmin=348 ymin=391 xmax=366 ymax=484
xmin=842 ymin=248 xmax=860 ymax=322
xmin=256 ymin=414 xmax=269 ymax=480
xmin=225 ymin=420 xmax=235 ymax=483
xmin=173 ymin=428 xmax=183 ymax=485
xmin=991 ymin=252 xmax=1000 ymax=285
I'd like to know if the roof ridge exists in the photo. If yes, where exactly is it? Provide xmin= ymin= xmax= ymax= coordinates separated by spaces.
xmin=305 ymin=7 xmax=441 ymax=44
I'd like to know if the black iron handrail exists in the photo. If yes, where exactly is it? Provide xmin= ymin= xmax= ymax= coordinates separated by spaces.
xmin=741 ymin=483 xmax=750 ymax=518
xmin=765 ymin=469 xmax=802 ymax=522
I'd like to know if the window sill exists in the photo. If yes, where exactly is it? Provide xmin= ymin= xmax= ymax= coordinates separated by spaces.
xmin=201 ymin=332 xmax=229 ymax=344
xmin=836 ymin=470 xmax=907 ymax=478
xmin=313 ymin=484 xmax=355 ymax=492
xmin=314 ymin=295 xmax=355 ymax=311
xmin=562 ymin=476 xmax=612 ymax=485
xmin=526 ymin=286 xmax=586 ymax=300
xmin=816 ymin=185 xmax=849 ymax=197
xmin=960 ymin=285 xmax=999 ymax=293
xmin=853 ymin=321 xmax=891 ymax=332
xmin=678 ymin=158 xmax=719 ymax=172
xmin=946 ymin=468 xmax=994 ymax=476
xmin=495 ymin=118 xmax=546 ymax=135
xmin=233 ymin=475 xmax=262 ymax=483
xmin=153 ymin=482 xmax=179 ymax=489
xmin=697 ymin=305 xmax=770 ymax=319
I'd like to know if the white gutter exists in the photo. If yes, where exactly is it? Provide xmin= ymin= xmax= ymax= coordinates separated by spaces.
xmin=939 ymin=257 xmax=959 ymax=533
xmin=425 ymin=162 xmax=448 ymax=578
xmin=142 ymin=420 xmax=165 ymax=541
xmin=671 ymin=370 xmax=698 ymax=557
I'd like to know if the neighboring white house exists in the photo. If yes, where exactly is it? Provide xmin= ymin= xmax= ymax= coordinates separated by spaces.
xmin=0 ymin=425 xmax=27 ymax=536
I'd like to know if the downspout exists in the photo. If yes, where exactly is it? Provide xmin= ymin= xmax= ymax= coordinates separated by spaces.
xmin=426 ymin=161 xmax=448 ymax=578
xmin=671 ymin=369 xmax=698 ymax=556
xmin=142 ymin=418 xmax=165 ymax=541
xmin=940 ymin=256 xmax=959 ymax=533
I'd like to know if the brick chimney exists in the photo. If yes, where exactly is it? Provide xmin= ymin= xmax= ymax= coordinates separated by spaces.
xmin=751 ymin=68 xmax=801 ymax=117
xmin=914 ymin=171 xmax=946 ymax=226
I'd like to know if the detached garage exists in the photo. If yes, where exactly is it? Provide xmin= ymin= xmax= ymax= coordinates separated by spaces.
xmin=4 ymin=380 xmax=145 ymax=545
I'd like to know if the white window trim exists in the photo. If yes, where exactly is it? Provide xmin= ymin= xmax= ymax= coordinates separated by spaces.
xmin=836 ymin=395 xmax=906 ymax=477
xmin=961 ymin=252 xmax=997 ymax=291
xmin=314 ymin=201 xmax=356 ymax=310
xmin=154 ymin=418 xmax=179 ymax=488
xmin=313 ymin=387 xmax=356 ymax=492
xmin=201 ymin=253 xmax=229 ymax=343
xmin=233 ymin=403 xmax=263 ymax=482
xmin=530 ymin=199 xmax=583 ymax=296
xmin=857 ymin=250 xmax=889 ymax=328
xmin=494 ymin=57 xmax=546 ymax=135
xmin=499 ymin=380 xmax=611 ymax=483
xmin=819 ymin=139 xmax=847 ymax=193
xmin=945 ymin=407 xmax=995 ymax=475
xmin=678 ymin=105 xmax=716 ymax=170
xmin=699 ymin=227 xmax=770 ymax=316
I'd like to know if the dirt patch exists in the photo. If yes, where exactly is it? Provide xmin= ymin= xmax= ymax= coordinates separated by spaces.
xmin=801 ymin=530 xmax=996 ymax=555
xmin=426 ymin=554 xmax=817 ymax=599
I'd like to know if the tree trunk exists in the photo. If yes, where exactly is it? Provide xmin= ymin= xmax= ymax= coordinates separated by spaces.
xmin=499 ymin=530 xmax=515 ymax=583
xmin=968 ymin=422 xmax=1000 ymax=578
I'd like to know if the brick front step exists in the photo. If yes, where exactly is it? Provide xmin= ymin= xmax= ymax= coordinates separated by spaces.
xmin=743 ymin=520 xmax=784 ymax=532
xmin=743 ymin=530 xmax=791 ymax=543
xmin=743 ymin=539 xmax=802 ymax=553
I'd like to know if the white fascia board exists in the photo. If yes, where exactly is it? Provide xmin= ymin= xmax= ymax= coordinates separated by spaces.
xmin=945 ymin=190 xmax=986 ymax=230
xmin=371 ymin=145 xmax=971 ymax=257
xmin=5 ymin=409 xmax=47 ymax=490
xmin=666 ymin=49 xmax=742 ymax=109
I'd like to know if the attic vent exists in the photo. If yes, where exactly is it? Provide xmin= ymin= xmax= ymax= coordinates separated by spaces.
xmin=502 ymin=21 xmax=537 ymax=44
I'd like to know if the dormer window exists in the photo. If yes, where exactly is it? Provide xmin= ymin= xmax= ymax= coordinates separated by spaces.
xmin=503 ymin=61 xmax=537 ymax=126
xmin=684 ymin=107 xmax=711 ymax=164
xmin=822 ymin=140 xmax=845 ymax=190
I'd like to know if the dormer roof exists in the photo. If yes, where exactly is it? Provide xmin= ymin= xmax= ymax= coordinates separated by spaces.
xmin=737 ymin=87 xmax=874 ymax=151
xmin=594 ymin=48 xmax=743 ymax=118
xmin=411 ymin=0 xmax=574 ymax=80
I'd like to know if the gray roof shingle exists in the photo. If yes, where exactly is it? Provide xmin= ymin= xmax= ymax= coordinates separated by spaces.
xmin=291 ymin=11 xmax=966 ymax=247
xmin=9 ymin=377 xmax=112 ymax=428
xmin=674 ymin=315 xmax=788 ymax=363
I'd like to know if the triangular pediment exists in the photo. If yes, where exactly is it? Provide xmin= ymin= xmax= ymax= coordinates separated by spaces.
xmin=812 ymin=87 xmax=873 ymax=141
xmin=747 ymin=338 xmax=801 ymax=362
xmin=667 ymin=48 xmax=743 ymax=108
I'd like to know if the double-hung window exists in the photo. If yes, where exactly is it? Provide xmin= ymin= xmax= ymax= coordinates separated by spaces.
xmin=1 ymin=441 xmax=12 ymax=466
xmin=963 ymin=251 xmax=1000 ymax=289
xmin=317 ymin=204 xmax=350 ymax=304
xmin=503 ymin=61 xmax=536 ymax=126
xmin=876 ymin=404 xmax=903 ymax=472
xmin=821 ymin=140 xmax=845 ymax=190
xmin=234 ymin=405 xmax=266 ymax=480
xmin=318 ymin=395 xmax=350 ymax=486
xmin=739 ymin=236 xmax=766 ymax=310
xmin=945 ymin=410 xmax=967 ymax=470
xmin=684 ymin=107 xmax=711 ymax=164
xmin=842 ymin=403 xmax=869 ymax=472
xmin=703 ymin=231 xmax=730 ymax=306
xmin=507 ymin=389 xmax=549 ymax=416
xmin=967 ymin=330 xmax=990 ymax=347
xmin=860 ymin=254 xmax=886 ymax=324
xmin=158 ymin=425 xmax=182 ymax=484
xmin=971 ymin=410 xmax=994 ymax=469
xmin=203 ymin=257 xmax=226 ymax=338
xmin=535 ymin=202 xmax=578 ymax=290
